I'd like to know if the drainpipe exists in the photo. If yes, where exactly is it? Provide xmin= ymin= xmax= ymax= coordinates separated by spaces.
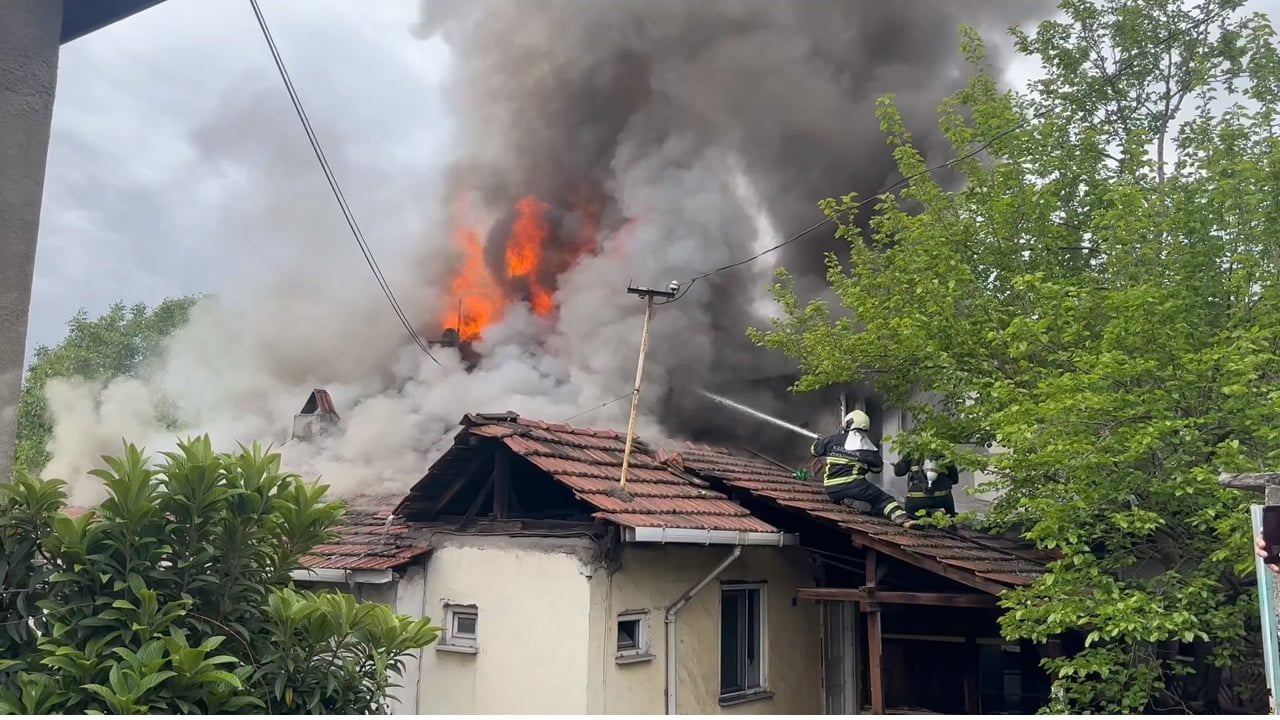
xmin=664 ymin=546 xmax=742 ymax=715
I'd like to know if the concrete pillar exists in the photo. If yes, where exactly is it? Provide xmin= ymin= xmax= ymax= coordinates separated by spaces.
xmin=0 ymin=0 xmax=64 ymax=481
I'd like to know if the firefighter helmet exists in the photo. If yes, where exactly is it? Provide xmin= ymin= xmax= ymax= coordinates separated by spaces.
xmin=842 ymin=410 xmax=871 ymax=431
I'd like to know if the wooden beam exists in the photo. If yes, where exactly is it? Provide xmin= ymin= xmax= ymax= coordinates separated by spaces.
xmin=457 ymin=476 xmax=494 ymax=529
xmin=797 ymin=587 xmax=999 ymax=608
xmin=421 ymin=451 xmax=492 ymax=521
xmin=963 ymin=634 xmax=980 ymax=714
xmin=867 ymin=605 xmax=885 ymax=715
xmin=1220 ymin=472 xmax=1280 ymax=491
xmin=865 ymin=548 xmax=885 ymax=715
xmin=852 ymin=534 xmax=1010 ymax=596
xmin=492 ymin=450 xmax=510 ymax=520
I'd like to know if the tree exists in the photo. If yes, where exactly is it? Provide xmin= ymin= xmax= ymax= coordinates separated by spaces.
xmin=752 ymin=0 xmax=1279 ymax=712
xmin=14 ymin=297 xmax=199 ymax=480
xmin=0 ymin=439 xmax=438 ymax=714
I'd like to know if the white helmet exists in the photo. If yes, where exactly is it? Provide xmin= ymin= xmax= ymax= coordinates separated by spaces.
xmin=842 ymin=410 xmax=871 ymax=431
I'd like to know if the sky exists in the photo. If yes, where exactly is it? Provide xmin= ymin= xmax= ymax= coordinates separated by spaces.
xmin=29 ymin=0 xmax=449 ymax=356
xmin=26 ymin=0 xmax=1280 ymax=358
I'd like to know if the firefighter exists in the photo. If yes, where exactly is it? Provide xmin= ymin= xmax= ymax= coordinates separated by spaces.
xmin=893 ymin=454 xmax=960 ymax=518
xmin=811 ymin=410 xmax=915 ymax=528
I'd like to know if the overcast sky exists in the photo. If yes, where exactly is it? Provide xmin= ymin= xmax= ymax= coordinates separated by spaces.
xmin=26 ymin=0 xmax=1280 ymax=358
xmin=29 ymin=0 xmax=448 ymax=356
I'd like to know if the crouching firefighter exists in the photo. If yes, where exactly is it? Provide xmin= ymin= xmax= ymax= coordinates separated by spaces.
xmin=811 ymin=411 xmax=915 ymax=528
xmin=893 ymin=455 xmax=959 ymax=518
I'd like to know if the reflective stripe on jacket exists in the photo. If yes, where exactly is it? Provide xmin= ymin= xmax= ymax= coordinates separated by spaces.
xmin=810 ymin=431 xmax=883 ymax=487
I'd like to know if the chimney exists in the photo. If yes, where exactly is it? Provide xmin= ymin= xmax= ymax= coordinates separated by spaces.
xmin=292 ymin=388 xmax=340 ymax=442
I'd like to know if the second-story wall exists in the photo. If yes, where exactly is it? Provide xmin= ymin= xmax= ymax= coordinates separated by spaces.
xmin=414 ymin=535 xmax=603 ymax=714
xmin=590 ymin=544 xmax=822 ymax=715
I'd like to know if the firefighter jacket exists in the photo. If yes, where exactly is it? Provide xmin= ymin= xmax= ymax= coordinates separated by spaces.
xmin=892 ymin=456 xmax=959 ymax=498
xmin=810 ymin=431 xmax=883 ymax=486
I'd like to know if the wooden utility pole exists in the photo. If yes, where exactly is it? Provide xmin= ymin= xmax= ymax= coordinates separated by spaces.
xmin=619 ymin=283 xmax=677 ymax=489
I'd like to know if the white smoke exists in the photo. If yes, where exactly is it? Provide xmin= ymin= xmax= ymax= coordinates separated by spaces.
xmin=40 ymin=1 xmax=1047 ymax=500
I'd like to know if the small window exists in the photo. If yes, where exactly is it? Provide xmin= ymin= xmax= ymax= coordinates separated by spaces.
xmin=616 ymin=611 xmax=652 ymax=662
xmin=720 ymin=584 xmax=766 ymax=698
xmin=442 ymin=604 xmax=478 ymax=650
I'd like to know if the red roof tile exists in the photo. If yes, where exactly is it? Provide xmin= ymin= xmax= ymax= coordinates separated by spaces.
xmin=300 ymin=495 xmax=429 ymax=572
xmin=398 ymin=413 xmax=781 ymax=534
xmin=669 ymin=442 xmax=1050 ymax=592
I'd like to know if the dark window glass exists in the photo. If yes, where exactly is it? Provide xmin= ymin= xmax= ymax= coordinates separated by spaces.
xmin=720 ymin=587 xmax=763 ymax=695
xmin=618 ymin=618 xmax=641 ymax=651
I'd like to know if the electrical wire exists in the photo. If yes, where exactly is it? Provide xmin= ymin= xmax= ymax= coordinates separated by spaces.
xmin=247 ymin=0 xmax=441 ymax=365
xmin=673 ymin=9 xmax=1230 ymax=294
xmin=559 ymin=392 xmax=632 ymax=424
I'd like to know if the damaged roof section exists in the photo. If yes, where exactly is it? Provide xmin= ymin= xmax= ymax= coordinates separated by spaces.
xmin=668 ymin=442 xmax=1051 ymax=592
xmin=293 ymin=388 xmax=340 ymax=442
xmin=301 ymin=495 xmax=430 ymax=572
xmin=397 ymin=412 xmax=778 ymax=533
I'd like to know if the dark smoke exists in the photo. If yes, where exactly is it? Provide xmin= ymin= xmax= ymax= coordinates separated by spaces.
xmin=41 ymin=1 xmax=1057 ymax=500
xmin=417 ymin=0 xmax=1050 ymax=456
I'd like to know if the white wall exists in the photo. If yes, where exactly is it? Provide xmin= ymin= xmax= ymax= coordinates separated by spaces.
xmin=589 ymin=544 xmax=822 ymax=715
xmin=398 ymin=536 xmax=821 ymax=715
xmin=413 ymin=535 xmax=602 ymax=714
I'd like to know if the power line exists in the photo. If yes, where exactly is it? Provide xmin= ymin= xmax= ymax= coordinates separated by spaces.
xmin=247 ymin=0 xmax=441 ymax=365
xmin=559 ymin=392 xmax=631 ymax=424
xmin=676 ymin=9 xmax=1229 ymax=291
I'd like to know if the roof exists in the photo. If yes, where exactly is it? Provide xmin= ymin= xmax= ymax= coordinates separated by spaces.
xmin=398 ymin=413 xmax=778 ymax=533
xmin=66 ymin=496 xmax=426 ymax=573
xmin=299 ymin=388 xmax=339 ymax=416
xmin=62 ymin=0 xmax=166 ymax=43
xmin=300 ymin=495 xmax=429 ymax=572
xmin=668 ymin=442 xmax=1050 ymax=593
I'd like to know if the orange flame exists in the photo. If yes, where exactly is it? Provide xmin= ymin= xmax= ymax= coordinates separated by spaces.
xmin=442 ymin=199 xmax=504 ymax=341
xmin=505 ymin=195 xmax=558 ymax=318
xmin=439 ymin=192 xmax=608 ymax=342
xmin=505 ymin=195 xmax=548 ymax=279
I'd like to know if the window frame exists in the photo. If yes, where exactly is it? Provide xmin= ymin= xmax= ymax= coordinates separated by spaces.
xmin=440 ymin=604 xmax=479 ymax=652
xmin=718 ymin=582 xmax=768 ymax=701
xmin=615 ymin=610 xmax=653 ymax=663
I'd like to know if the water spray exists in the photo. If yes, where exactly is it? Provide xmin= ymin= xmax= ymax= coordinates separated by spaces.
xmin=697 ymin=389 xmax=820 ymax=440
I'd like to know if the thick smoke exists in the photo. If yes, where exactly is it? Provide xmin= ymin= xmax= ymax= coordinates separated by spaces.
xmin=44 ymin=1 xmax=1046 ymax=505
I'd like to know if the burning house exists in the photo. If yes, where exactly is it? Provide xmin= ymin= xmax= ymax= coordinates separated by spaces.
xmin=298 ymin=405 xmax=1054 ymax=714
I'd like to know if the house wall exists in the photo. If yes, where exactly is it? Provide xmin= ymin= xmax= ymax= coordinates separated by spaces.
xmin=590 ymin=544 xmax=822 ymax=715
xmin=412 ymin=535 xmax=604 ymax=714
xmin=0 ymin=0 xmax=63 ymax=482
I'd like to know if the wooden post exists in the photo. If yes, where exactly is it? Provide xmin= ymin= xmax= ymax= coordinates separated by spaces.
xmin=963 ymin=633 xmax=980 ymax=714
xmin=492 ymin=451 xmax=509 ymax=519
xmin=865 ymin=549 xmax=886 ymax=715
xmin=618 ymin=284 xmax=674 ymax=488
xmin=618 ymin=294 xmax=653 ymax=489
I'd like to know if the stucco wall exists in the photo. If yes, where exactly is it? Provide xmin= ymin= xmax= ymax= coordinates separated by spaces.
xmin=413 ymin=535 xmax=602 ymax=714
xmin=0 ymin=0 xmax=63 ymax=482
xmin=590 ymin=544 xmax=822 ymax=715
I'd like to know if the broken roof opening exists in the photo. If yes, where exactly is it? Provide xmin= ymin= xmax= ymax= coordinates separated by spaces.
xmin=293 ymin=388 xmax=340 ymax=443
xmin=396 ymin=412 xmax=786 ymax=541
xmin=299 ymin=388 xmax=338 ymax=416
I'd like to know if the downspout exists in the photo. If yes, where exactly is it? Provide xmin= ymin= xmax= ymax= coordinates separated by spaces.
xmin=664 ymin=546 xmax=742 ymax=715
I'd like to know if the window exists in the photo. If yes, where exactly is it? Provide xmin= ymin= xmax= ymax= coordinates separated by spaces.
xmin=440 ymin=604 xmax=478 ymax=652
xmin=616 ymin=611 xmax=652 ymax=662
xmin=720 ymin=584 xmax=766 ymax=699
